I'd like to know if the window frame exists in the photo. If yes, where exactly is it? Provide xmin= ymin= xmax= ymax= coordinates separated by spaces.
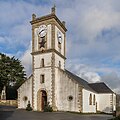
xmin=89 ymin=93 xmax=92 ymax=105
xmin=59 ymin=61 xmax=61 ymax=68
xmin=40 ymin=74 xmax=45 ymax=83
xmin=41 ymin=58 xmax=45 ymax=67
xmin=93 ymin=94 xmax=96 ymax=105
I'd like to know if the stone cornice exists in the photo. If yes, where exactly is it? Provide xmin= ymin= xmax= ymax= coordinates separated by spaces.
xmin=31 ymin=49 xmax=66 ymax=60
xmin=30 ymin=14 xmax=67 ymax=32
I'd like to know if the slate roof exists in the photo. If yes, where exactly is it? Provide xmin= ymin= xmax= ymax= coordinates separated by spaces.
xmin=65 ymin=70 xmax=95 ymax=92
xmin=88 ymin=82 xmax=113 ymax=93
xmin=65 ymin=70 xmax=113 ymax=94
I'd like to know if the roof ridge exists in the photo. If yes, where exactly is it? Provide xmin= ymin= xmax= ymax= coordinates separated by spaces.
xmin=89 ymin=82 xmax=113 ymax=93
xmin=65 ymin=69 xmax=88 ymax=82
xmin=65 ymin=69 xmax=96 ymax=92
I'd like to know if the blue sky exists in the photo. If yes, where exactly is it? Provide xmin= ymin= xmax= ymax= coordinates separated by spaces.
xmin=0 ymin=0 xmax=120 ymax=93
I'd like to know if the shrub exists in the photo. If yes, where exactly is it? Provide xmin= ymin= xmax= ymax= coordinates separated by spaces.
xmin=26 ymin=101 xmax=32 ymax=111
xmin=43 ymin=102 xmax=53 ymax=112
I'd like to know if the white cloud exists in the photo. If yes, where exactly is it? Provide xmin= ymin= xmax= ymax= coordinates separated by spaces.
xmin=9 ymin=22 xmax=31 ymax=48
xmin=0 ymin=36 xmax=5 ymax=43
xmin=113 ymin=88 xmax=120 ymax=94
xmin=57 ymin=0 xmax=120 ymax=41
xmin=0 ymin=1 xmax=50 ymax=51
xmin=19 ymin=0 xmax=120 ymax=93
xmin=66 ymin=62 xmax=101 ymax=83
xmin=0 ymin=0 xmax=120 ymax=93
xmin=20 ymin=41 xmax=32 ymax=76
xmin=79 ymin=7 xmax=120 ymax=41
xmin=66 ymin=61 xmax=120 ymax=93
xmin=79 ymin=72 xmax=101 ymax=83
xmin=101 ymin=72 xmax=120 ymax=93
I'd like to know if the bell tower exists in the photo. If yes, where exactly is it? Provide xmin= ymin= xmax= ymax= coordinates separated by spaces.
xmin=30 ymin=6 xmax=67 ymax=111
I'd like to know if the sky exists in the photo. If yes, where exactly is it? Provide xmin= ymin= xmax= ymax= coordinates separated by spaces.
xmin=0 ymin=0 xmax=120 ymax=94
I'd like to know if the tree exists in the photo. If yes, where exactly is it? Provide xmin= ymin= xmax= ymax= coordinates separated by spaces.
xmin=0 ymin=53 xmax=26 ymax=98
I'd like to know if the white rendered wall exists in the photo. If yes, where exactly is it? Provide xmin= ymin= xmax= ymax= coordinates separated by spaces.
xmin=33 ymin=68 xmax=52 ymax=110
xmin=82 ymin=89 xmax=96 ymax=113
xmin=55 ymin=69 xmax=80 ymax=112
xmin=55 ymin=53 xmax=65 ymax=70
xmin=33 ymin=53 xmax=52 ymax=110
xmin=18 ymin=76 xmax=32 ymax=109
xmin=34 ymin=53 xmax=52 ymax=69
xmin=97 ymin=93 xmax=112 ymax=113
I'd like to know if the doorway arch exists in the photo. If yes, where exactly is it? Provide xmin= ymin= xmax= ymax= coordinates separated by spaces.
xmin=37 ymin=90 xmax=47 ymax=111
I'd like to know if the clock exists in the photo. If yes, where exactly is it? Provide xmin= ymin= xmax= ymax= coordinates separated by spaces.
xmin=57 ymin=31 xmax=62 ymax=44
xmin=37 ymin=24 xmax=47 ymax=38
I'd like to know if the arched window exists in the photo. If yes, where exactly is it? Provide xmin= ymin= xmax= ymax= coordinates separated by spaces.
xmin=89 ymin=94 xmax=92 ymax=105
xmin=93 ymin=94 xmax=96 ymax=105
xmin=41 ymin=58 xmax=44 ymax=67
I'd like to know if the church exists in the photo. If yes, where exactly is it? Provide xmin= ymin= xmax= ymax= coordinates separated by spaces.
xmin=18 ymin=6 xmax=116 ymax=113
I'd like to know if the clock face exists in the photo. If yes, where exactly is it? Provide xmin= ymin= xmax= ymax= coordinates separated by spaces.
xmin=57 ymin=31 xmax=62 ymax=44
xmin=37 ymin=25 xmax=47 ymax=38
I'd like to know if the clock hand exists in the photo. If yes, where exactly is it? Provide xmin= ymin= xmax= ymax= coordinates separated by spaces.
xmin=58 ymin=36 xmax=62 ymax=38
xmin=40 ymin=29 xmax=44 ymax=33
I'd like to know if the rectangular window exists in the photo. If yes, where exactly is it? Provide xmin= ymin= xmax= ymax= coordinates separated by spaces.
xmin=58 ymin=43 xmax=61 ymax=53
xmin=93 ymin=94 xmax=96 ymax=105
xmin=41 ymin=58 xmax=44 ymax=67
xmin=59 ymin=61 xmax=61 ymax=68
xmin=40 ymin=74 xmax=45 ymax=83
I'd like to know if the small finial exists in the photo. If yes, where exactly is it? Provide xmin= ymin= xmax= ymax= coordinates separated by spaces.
xmin=51 ymin=4 xmax=56 ymax=14
xmin=32 ymin=14 xmax=36 ymax=20
xmin=62 ymin=21 xmax=66 ymax=26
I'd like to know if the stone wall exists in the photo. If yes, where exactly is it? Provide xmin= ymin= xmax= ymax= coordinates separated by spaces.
xmin=56 ymin=69 xmax=81 ymax=112
xmin=0 ymin=100 xmax=17 ymax=107
xmin=116 ymin=94 xmax=120 ymax=116
xmin=17 ymin=75 xmax=32 ymax=109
